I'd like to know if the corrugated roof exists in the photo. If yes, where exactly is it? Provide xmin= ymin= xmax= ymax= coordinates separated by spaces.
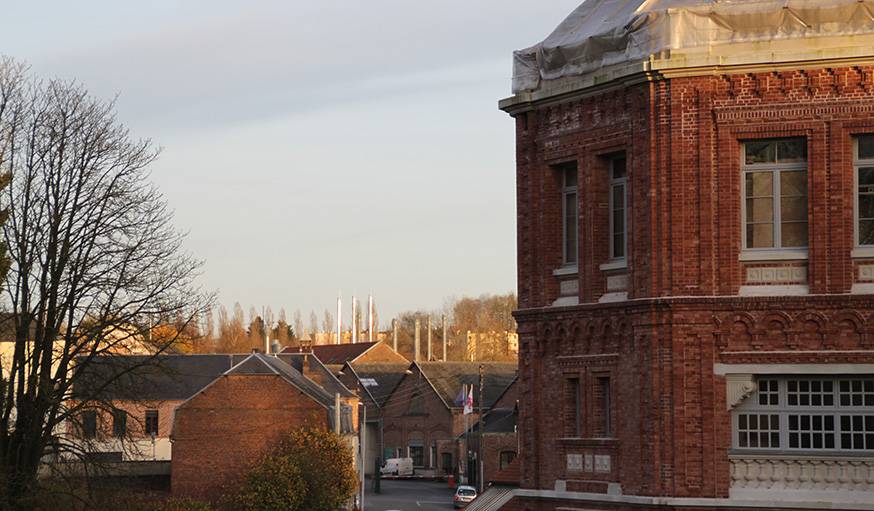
xmin=281 ymin=342 xmax=381 ymax=364
xmin=417 ymin=362 xmax=517 ymax=409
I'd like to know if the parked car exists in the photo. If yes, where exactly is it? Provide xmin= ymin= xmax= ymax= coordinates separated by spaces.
xmin=453 ymin=485 xmax=477 ymax=508
xmin=380 ymin=457 xmax=414 ymax=476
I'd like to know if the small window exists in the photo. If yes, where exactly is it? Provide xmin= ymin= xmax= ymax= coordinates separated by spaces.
xmin=609 ymin=156 xmax=627 ymax=260
xmin=409 ymin=444 xmax=425 ymax=467
xmin=742 ymin=138 xmax=808 ymax=250
xmin=145 ymin=409 xmax=159 ymax=437
xmin=499 ymin=451 xmax=517 ymax=470
xmin=555 ymin=162 xmax=579 ymax=265
xmin=112 ymin=409 xmax=127 ymax=438
xmin=567 ymin=377 xmax=581 ymax=437
xmin=408 ymin=390 xmax=425 ymax=415
xmin=855 ymin=135 xmax=874 ymax=246
xmin=81 ymin=410 xmax=97 ymax=439
xmin=595 ymin=376 xmax=612 ymax=437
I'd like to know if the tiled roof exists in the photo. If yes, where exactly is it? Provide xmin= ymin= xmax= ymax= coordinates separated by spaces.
xmin=281 ymin=342 xmax=381 ymax=364
xmin=73 ymin=354 xmax=236 ymax=401
xmin=275 ymin=353 xmax=356 ymax=398
xmin=346 ymin=363 xmax=409 ymax=407
xmin=417 ymin=362 xmax=517 ymax=409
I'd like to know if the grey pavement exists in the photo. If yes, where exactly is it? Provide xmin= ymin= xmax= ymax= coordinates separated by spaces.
xmin=364 ymin=479 xmax=456 ymax=511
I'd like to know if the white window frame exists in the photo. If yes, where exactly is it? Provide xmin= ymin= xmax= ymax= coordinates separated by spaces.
xmin=559 ymin=163 xmax=578 ymax=266
xmin=732 ymin=376 xmax=874 ymax=454
xmin=608 ymin=156 xmax=627 ymax=263
xmin=854 ymin=135 xmax=874 ymax=251
xmin=740 ymin=139 xmax=809 ymax=257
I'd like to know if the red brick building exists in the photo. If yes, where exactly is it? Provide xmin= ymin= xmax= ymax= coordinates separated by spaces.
xmin=381 ymin=362 xmax=516 ymax=479
xmin=499 ymin=2 xmax=874 ymax=510
xmin=170 ymin=353 xmax=358 ymax=501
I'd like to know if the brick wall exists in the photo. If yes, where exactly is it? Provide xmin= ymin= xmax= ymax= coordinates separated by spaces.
xmin=509 ymin=65 xmax=874 ymax=510
xmin=170 ymin=374 xmax=331 ymax=501
xmin=381 ymin=368 xmax=459 ymax=471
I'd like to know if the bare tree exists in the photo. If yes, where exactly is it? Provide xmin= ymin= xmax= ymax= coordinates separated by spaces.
xmin=0 ymin=60 xmax=211 ymax=507
xmin=308 ymin=311 xmax=318 ymax=338
xmin=322 ymin=309 xmax=334 ymax=340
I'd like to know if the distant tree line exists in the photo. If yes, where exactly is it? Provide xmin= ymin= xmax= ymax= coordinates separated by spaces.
xmin=170 ymin=293 xmax=518 ymax=361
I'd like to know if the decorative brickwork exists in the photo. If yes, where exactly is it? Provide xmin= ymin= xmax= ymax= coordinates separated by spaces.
xmin=503 ymin=64 xmax=874 ymax=511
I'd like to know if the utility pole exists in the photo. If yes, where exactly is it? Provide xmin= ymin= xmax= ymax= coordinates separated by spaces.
xmin=463 ymin=383 xmax=468 ymax=484
xmin=360 ymin=403 xmax=366 ymax=511
xmin=478 ymin=364 xmax=484 ymax=493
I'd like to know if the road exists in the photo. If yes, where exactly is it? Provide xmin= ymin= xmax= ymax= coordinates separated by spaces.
xmin=364 ymin=479 xmax=456 ymax=511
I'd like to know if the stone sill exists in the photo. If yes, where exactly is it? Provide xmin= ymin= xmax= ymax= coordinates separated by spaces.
xmin=739 ymin=249 xmax=808 ymax=262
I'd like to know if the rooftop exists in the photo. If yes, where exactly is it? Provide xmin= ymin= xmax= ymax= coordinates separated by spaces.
xmin=282 ymin=341 xmax=385 ymax=365
xmin=505 ymin=0 xmax=874 ymax=108
xmin=417 ymin=362 xmax=517 ymax=409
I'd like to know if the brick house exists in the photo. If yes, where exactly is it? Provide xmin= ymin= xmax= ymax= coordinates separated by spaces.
xmin=336 ymin=361 xmax=409 ymax=475
xmin=381 ymin=362 xmax=516 ymax=478
xmin=70 ymin=355 xmax=236 ymax=462
xmin=461 ymin=377 xmax=519 ymax=488
xmin=499 ymin=1 xmax=874 ymax=510
xmin=171 ymin=352 xmax=358 ymax=501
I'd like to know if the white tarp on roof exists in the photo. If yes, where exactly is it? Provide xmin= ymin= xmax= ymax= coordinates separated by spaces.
xmin=513 ymin=0 xmax=874 ymax=93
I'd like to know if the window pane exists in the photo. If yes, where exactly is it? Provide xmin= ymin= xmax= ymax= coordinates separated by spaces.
xmin=859 ymin=195 xmax=874 ymax=220
xmin=565 ymin=192 xmax=578 ymax=263
xmin=859 ymin=135 xmax=874 ymax=160
xmin=781 ymin=222 xmax=808 ymax=247
xmin=746 ymin=172 xmax=773 ymax=197
xmin=564 ymin=167 xmax=578 ymax=188
xmin=747 ymin=224 xmax=774 ymax=248
xmin=776 ymin=138 xmax=807 ymax=163
xmin=781 ymin=171 xmax=807 ymax=196
xmin=862 ymin=222 xmax=874 ymax=248
xmin=745 ymin=141 xmax=776 ymax=164
xmin=612 ymin=157 xmax=626 ymax=179
xmin=613 ymin=233 xmax=624 ymax=259
xmin=746 ymin=198 xmax=774 ymax=222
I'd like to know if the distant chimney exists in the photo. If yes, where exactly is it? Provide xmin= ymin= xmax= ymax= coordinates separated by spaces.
xmin=251 ymin=348 xmax=259 ymax=354
xmin=414 ymin=318 xmax=421 ymax=362
xmin=351 ymin=296 xmax=358 ymax=343
xmin=368 ymin=294 xmax=374 ymax=342
xmin=271 ymin=339 xmax=281 ymax=355
xmin=442 ymin=314 xmax=447 ymax=362
xmin=427 ymin=316 xmax=432 ymax=361
xmin=392 ymin=319 xmax=398 ymax=352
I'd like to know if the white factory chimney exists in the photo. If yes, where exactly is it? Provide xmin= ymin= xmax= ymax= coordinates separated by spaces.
xmin=368 ymin=294 xmax=374 ymax=342
xmin=352 ymin=296 xmax=358 ymax=343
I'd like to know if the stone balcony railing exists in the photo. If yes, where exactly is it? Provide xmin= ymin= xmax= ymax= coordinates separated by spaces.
xmin=730 ymin=454 xmax=874 ymax=503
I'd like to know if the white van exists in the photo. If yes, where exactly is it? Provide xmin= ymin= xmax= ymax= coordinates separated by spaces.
xmin=380 ymin=457 xmax=414 ymax=476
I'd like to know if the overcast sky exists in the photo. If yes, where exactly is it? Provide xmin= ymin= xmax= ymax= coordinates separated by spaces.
xmin=1 ymin=1 xmax=580 ymax=326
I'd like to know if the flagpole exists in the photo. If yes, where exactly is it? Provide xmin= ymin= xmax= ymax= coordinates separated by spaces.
xmin=463 ymin=383 xmax=468 ymax=485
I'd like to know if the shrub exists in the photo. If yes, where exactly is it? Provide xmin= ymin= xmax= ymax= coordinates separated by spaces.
xmin=227 ymin=426 xmax=357 ymax=511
